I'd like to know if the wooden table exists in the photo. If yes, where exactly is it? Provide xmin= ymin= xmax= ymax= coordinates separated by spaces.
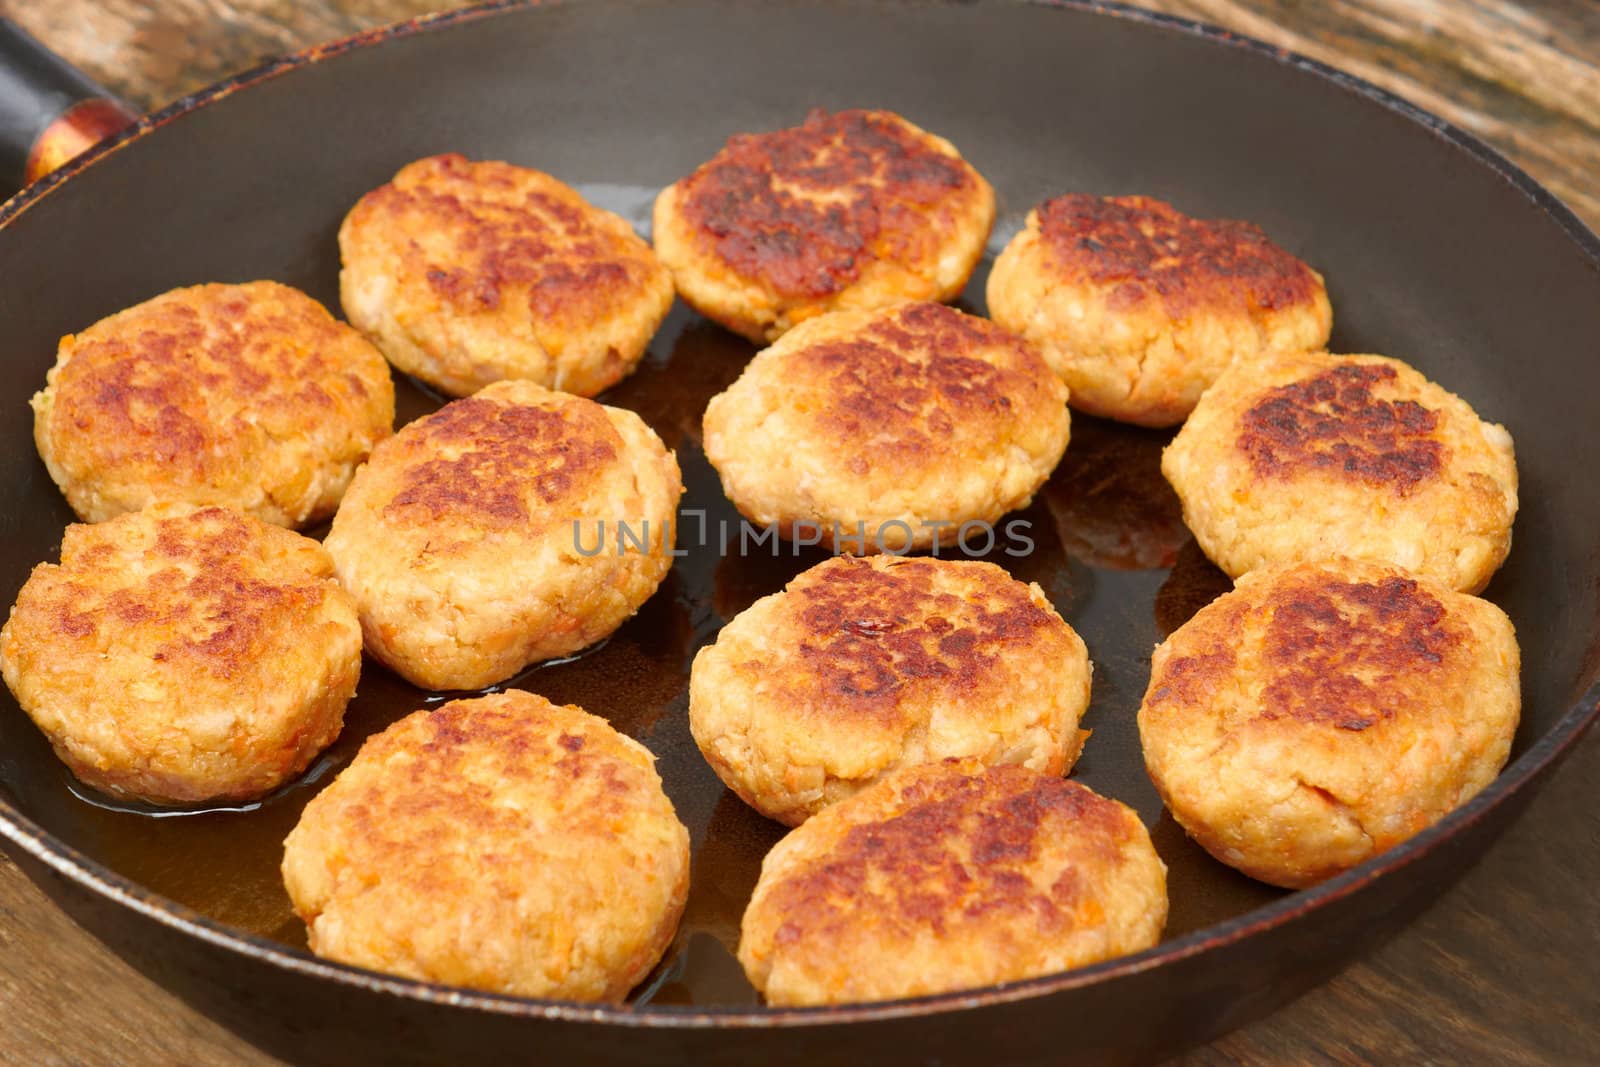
xmin=0 ymin=2 xmax=1597 ymax=1063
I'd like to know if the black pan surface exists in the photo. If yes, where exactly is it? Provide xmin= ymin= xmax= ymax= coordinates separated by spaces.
xmin=2 ymin=2 xmax=1598 ymax=1064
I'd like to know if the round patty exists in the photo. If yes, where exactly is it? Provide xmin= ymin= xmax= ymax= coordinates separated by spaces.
xmin=0 ymin=503 xmax=360 ymax=805
xmin=32 ymin=281 xmax=394 ymax=527
xmin=654 ymin=109 xmax=994 ymax=343
xmin=323 ymin=379 xmax=682 ymax=691
xmin=691 ymin=555 xmax=1092 ymax=826
xmin=282 ymin=690 xmax=690 ymax=1001
xmin=1138 ymin=557 xmax=1520 ymax=889
xmin=340 ymin=153 xmax=674 ymax=398
xmin=702 ymin=301 xmax=1068 ymax=553
xmin=739 ymin=759 xmax=1166 ymax=1006
xmin=1161 ymin=350 xmax=1518 ymax=593
xmin=987 ymin=194 xmax=1331 ymax=427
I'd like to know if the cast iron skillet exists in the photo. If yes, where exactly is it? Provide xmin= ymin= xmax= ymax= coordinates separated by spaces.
xmin=1 ymin=2 xmax=1597 ymax=1064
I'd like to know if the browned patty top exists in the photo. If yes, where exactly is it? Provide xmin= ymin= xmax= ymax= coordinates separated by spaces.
xmin=1147 ymin=563 xmax=1466 ymax=735
xmin=377 ymin=389 xmax=620 ymax=534
xmin=777 ymin=556 xmax=1061 ymax=724
xmin=347 ymin=154 xmax=659 ymax=331
xmin=1236 ymin=362 xmax=1445 ymax=494
xmin=759 ymin=763 xmax=1136 ymax=944
xmin=1037 ymin=194 xmax=1321 ymax=317
xmin=326 ymin=696 xmax=653 ymax=851
xmin=788 ymin=302 xmax=1059 ymax=462
xmin=16 ymin=505 xmax=336 ymax=683
xmin=45 ymin=281 xmax=387 ymax=485
xmin=677 ymin=109 xmax=980 ymax=298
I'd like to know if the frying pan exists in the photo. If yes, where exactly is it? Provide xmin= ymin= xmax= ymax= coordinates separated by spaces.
xmin=2 ymin=2 xmax=1598 ymax=1064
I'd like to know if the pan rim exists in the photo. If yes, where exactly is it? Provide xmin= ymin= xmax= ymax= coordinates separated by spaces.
xmin=1 ymin=0 xmax=1597 ymax=1030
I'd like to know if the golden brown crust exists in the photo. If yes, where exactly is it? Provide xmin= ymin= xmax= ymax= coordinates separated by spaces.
xmin=679 ymin=109 xmax=980 ymax=299
xmin=785 ymin=557 xmax=1062 ymax=714
xmin=0 ymin=503 xmax=360 ymax=804
xmin=1036 ymin=194 xmax=1322 ymax=319
xmin=655 ymin=110 xmax=994 ymax=342
xmin=762 ymin=771 xmax=1126 ymax=923
xmin=701 ymin=302 xmax=1069 ymax=552
xmin=796 ymin=302 xmax=1046 ymax=453
xmin=339 ymin=154 xmax=673 ymax=397
xmin=1138 ymin=558 xmax=1520 ymax=889
xmin=32 ymin=281 xmax=394 ymax=527
xmin=1256 ymin=572 xmax=1457 ymax=732
xmin=1149 ymin=567 xmax=1462 ymax=733
xmin=738 ymin=760 xmax=1166 ymax=1006
xmin=323 ymin=380 xmax=682 ymax=690
xmin=690 ymin=555 xmax=1091 ymax=826
xmin=1236 ymin=361 xmax=1443 ymax=492
xmin=281 ymin=691 xmax=690 ymax=1001
xmin=1161 ymin=351 xmax=1518 ymax=592
xmin=986 ymin=195 xmax=1330 ymax=427
xmin=381 ymin=395 xmax=619 ymax=534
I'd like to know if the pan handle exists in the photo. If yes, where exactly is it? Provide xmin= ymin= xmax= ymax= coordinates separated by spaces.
xmin=0 ymin=18 xmax=138 ymax=196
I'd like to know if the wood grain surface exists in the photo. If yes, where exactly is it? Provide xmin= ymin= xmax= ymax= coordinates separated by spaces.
xmin=0 ymin=2 xmax=1597 ymax=1065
